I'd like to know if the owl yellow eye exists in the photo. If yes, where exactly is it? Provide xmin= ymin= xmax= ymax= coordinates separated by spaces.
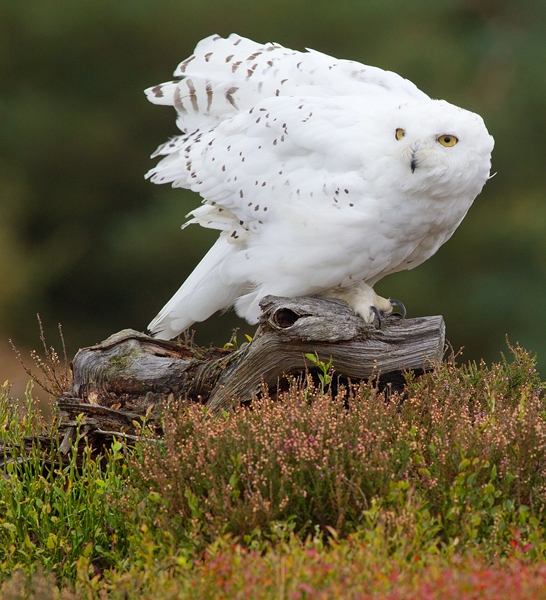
xmin=395 ymin=128 xmax=405 ymax=140
xmin=437 ymin=134 xmax=458 ymax=147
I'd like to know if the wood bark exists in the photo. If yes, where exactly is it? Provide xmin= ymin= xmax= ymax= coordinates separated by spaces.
xmin=1 ymin=296 xmax=445 ymax=466
xmin=68 ymin=295 xmax=445 ymax=415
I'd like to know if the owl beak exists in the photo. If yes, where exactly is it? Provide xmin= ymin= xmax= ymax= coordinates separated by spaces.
xmin=410 ymin=149 xmax=418 ymax=174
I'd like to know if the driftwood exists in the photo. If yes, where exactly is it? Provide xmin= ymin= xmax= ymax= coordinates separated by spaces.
xmin=67 ymin=295 xmax=445 ymax=417
xmin=2 ymin=296 xmax=445 ymax=467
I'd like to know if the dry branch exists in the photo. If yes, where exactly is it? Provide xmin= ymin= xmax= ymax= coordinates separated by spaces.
xmin=68 ymin=295 xmax=445 ymax=415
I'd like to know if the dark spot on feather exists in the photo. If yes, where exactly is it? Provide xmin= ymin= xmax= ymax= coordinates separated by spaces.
xmin=174 ymin=88 xmax=188 ymax=115
xmin=204 ymin=52 xmax=213 ymax=62
xmin=254 ymin=205 xmax=260 ymax=211
xmin=233 ymin=38 xmax=241 ymax=46
xmin=239 ymin=190 xmax=244 ymax=198
xmin=344 ymin=189 xmax=349 ymax=194
xmin=178 ymin=55 xmax=195 ymax=73
xmin=226 ymin=86 xmax=239 ymax=109
xmin=151 ymin=85 xmax=164 ymax=98
xmin=262 ymin=182 xmax=266 ymax=186
xmin=206 ymin=83 xmax=213 ymax=111
xmin=222 ymin=165 xmax=226 ymax=171
xmin=349 ymin=203 xmax=354 ymax=207
xmin=225 ymin=54 xmax=234 ymax=62
xmin=231 ymin=61 xmax=242 ymax=73
xmin=186 ymin=79 xmax=199 ymax=112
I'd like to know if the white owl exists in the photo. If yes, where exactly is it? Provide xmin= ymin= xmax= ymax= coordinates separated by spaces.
xmin=146 ymin=34 xmax=494 ymax=340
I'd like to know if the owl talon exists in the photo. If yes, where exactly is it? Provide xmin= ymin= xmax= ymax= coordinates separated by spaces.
xmin=390 ymin=299 xmax=406 ymax=319
xmin=370 ymin=306 xmax=383 ymax=328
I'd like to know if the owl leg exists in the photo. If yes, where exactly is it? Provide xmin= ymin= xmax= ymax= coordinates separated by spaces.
xmin=322 ymin=282 xmax=395 ymax=326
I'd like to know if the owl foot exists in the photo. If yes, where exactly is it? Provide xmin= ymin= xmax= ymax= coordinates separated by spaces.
xmin=323 ymin=282 xmax=403 ymax=327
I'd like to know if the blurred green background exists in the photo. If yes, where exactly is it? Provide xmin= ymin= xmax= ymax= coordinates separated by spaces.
xmin=1 ymin=0 xmax=545 ymax=383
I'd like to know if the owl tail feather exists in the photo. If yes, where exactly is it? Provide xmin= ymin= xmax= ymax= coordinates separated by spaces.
xmin=148 ymin=234 xmax=244 ymax=340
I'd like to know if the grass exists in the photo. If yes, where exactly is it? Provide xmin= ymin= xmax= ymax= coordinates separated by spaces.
xmin=1 ymin=342 xmax=546 ymax=597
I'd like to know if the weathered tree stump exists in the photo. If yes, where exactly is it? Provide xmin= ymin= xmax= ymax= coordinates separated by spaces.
xmin=0 ymin=296 xmax=446 ymax=466
xmin=65 ymin=295 xmax=445 ymax=419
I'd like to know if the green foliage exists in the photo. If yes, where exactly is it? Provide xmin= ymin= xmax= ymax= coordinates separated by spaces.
xmin=1 ymin=344 xmax=546 ymax=597
xmin=304 ymin=353 xmax=333 ymax=393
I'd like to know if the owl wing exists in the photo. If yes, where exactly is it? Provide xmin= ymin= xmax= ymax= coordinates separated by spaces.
xmin=145 ymin=33 xmax=427 ymax=136
xmin=147 ymin=95 xmax=373 ymax=236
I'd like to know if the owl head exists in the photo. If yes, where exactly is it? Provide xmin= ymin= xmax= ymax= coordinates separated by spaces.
xmin=376 ymin=99 xmax=494 ymax=201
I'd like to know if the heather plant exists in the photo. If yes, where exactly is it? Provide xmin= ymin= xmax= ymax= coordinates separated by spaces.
xmin=138 ymin=343 xmax=546 ymax=556
xmin=2 ymin=341 xmax=546 ymax=597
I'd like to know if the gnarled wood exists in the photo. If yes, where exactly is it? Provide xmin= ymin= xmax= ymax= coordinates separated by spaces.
xmin=69 ymin=295 xmax=445 ymax=414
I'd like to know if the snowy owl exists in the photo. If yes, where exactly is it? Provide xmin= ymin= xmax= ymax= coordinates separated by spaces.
xmin=145 ymin=34 xmax=494 ymax=340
